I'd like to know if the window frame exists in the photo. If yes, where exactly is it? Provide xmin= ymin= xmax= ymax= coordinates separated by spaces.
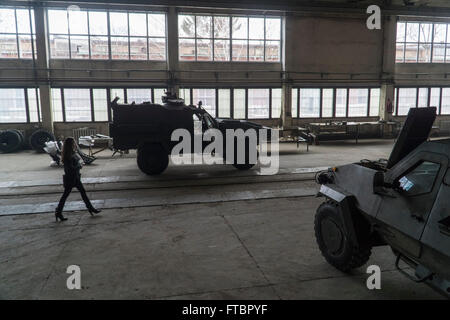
xmin=292 ymin=87 xmax=381 ymax=119
xmin=178 ymin=13 xmax=281 ymax=63
xmin=0 ymin=6 xmax=36 ymax=60
xmin=0 ymin=87 xmax=41 ymax=124
xmin=46 ymin=8 xmax=167 ymax=61
xmin=180 ymin=87 xmax=281 ymax=120
xmin=393 ymin=86 xmax=450 ymax=116
xmin=396 ymin=20 xmax=450 ymax=64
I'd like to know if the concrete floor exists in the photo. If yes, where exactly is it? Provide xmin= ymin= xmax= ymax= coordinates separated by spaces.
xmin=0 ymin=140 xmax=444 ymax=299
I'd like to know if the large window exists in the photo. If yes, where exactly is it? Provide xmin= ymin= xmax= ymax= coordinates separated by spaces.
xmin=0 ymin=88 xmax=40 ymax=123
xmin=396 ymin=21 xmax=450 ymax=63
xmin=292 ymin=87 xmax=380 ymax=118
xmin=181 ymin=87 xmax=280 ymax=119
xmin=394 ymin=86 xmax=450 ymax=115
xmin=47 ymin=8 xmax=166 ymax=60
xmin=0 ymin=7 xmax=36 ymax=59
xmin=178 ymin=14 xmax=281 ymax=62
xmin=50 ymin=87 xmax=166 ymax=122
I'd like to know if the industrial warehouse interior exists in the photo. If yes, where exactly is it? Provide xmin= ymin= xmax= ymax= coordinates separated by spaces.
xmin=0 ymin=0 xmax=449 ymax=306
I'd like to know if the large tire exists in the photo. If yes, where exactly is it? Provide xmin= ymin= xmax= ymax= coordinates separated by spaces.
xmin=0 ymin=130 xmax=22 ymax=153
xmin=29 ymin=129 xmax=55 ymax=153
xmin=314 ymin=200 xmax=372 ymax=272
xmin=137 ymin=143 xmax=169 ymax=175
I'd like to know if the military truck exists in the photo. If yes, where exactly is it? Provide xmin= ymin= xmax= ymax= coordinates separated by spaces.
xmin=109 ymin=92 xmax=270 ymax=175
xmin=314 ymin=107 xmax=449 ymax=297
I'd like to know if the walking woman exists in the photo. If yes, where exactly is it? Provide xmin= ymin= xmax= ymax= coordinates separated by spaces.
xmin=55 ymin=137 xmax=101 ymax=221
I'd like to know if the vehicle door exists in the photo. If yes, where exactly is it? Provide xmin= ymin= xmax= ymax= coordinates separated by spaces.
xmin=376 ymin=152 xmax=448 ymax=257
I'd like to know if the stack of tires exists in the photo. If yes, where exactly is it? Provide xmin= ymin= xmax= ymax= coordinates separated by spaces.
xmin=0 ymin=129 xmax=24 ymax=153
xmin=0 ymin=128 xmax=55 ymax=153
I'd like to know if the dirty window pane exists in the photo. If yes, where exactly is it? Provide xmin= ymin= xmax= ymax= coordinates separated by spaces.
xmin=232 ymin=39 xmax=247 ymax=61
xmin=90 ymin=36 xmax=108 ymax=59
xmin=441 ymin=88 xmax=450 ymax=115
xmin=93 ymin=89 xmax=108 ymax=121
xmin=397 ymin=88 xmax=417 ymax=116
xmin=110 ymin=12 xmax=128 ymax=36
xmin=89 ymin=11 xmax=108 ymax=35
xmin=249 ymin=17 xmax=264 ymax=39
xmin=127 ymin=88 xmax=151 ymax=104
xmin=265 ymin=40 xmax=280 ymax=62
xmin=179 ymin=88 xmax=191 ymax=105
xmin=214 ymin=16 xmax=229 ymax=38
xmin=49 ymin=34 xmax=69 ymax=58
xmin=153 ymin=88 xmax=166 ymax=104
xmin=27 ymin=88 xmax=40 ymax=123
xmin=398 ymin=161 xmax=440 ymax=196
xmin=51 ymin=88 xmax=63 ymax=122
xmin=218 ymin=89 xmax=230 ymax=118
xmin=178 ymin=14 xmax=195 ymax=37
xmin=214 ymin=39 xmax=229 ymax=61
xmin=418 ymin=87 xmax=428 ymax=108
xmin=406 ymin=22 xmax=419 ymax=42
xmin=291 ymin=88 xmax=298 ymax=118
xmin=266 ymin=18 xmax=280 ymax=40
xmin=370 ymin=88 xmax=380 ymax=117
xmin=396 ymin=22 xmax=405 ymax=42
xmin=348 ymin=88 xmax=368 ymax=117
xmin=70 ymin=35 xmax=89 ymax=59
xmin=0 ymin=88 xmax=26 ymax=123
xmin=193 ymin=88 xmax=216 ymax=117
xmin=271 ymin=88 xmax=282 ymax=118
xmin=16 ymin=9 xmax=31 ymax=34
xmin=179 ymin=38 xmax=195 ymax=60
xmin=110 ymin=36 xmax=129 ymax=59
xmin=196 ymin=16 xmax=211 ymax=38
xmin=300 ymin=88 xmax=320 ymax=118
xmin=419 ymin=23 xmax=432 ymax=43
xmin=48 ymin=10 xmax=68 ymax=34
xmin=430 ymin=87 xmax=440 ymax=109
xmin=234 ymin=89 xmax=246 ymax=119
xmin=248 ymin=88 xmax=269 ymax=119
xmin=0 ymin=34 xmax=18 ymax=58
xmin=63 ymin=88 xmax=92 ymax=122
xmin=148 ymin=13 xmax=165 ymax=37
xmin=433 ymin=24 xmax=446 ymax=43
xmin=69 ymin=10 xmax=88 ymax=35
xmin=232 ymin=17 xmax=247 ymax=39
xmin=248 ymin=40 xmax=264 ymax=61
xmin=149 ymin=37 xmax=165 ymax=60
xmin=0 ymin=8 xmax=16 ymax=33
xmin=129 ymin=13 xmax=147 ymax=37
xmin=110 ymin=88 xmax=125 ymax=102
xmin=335 ymin=89 xmax=347 ymax=117
xmin=130 ymin=37 xmax=147 ymax=60
xmin=322 ymin=89 xmax=333 ymax=118
xmin=196 ymin=38 xmax=212 ymax=61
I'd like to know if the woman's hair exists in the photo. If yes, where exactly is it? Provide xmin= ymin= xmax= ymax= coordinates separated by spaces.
xmin=61 ymin=137 xmax=76 ymax=164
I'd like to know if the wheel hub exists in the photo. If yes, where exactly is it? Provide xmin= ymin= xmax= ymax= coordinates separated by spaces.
xmin=321 ymin=218 xmax=344 ymax=255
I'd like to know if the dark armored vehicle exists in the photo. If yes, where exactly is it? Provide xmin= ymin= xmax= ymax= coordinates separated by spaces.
xmin=314 ymin=107 xmax=449 ymax=297
xmin=109 ymin=93 xmax=270 ymax=175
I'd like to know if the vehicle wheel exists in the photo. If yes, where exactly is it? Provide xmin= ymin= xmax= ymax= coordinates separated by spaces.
xmin=137 ymin=143 xmax=168 ymax=175
xmin=0 ymin=130 xmax=22 ymax=153
xmin=29 ymin=129 xmax=55 ymax=153
xmin=314 ymin=200 xmax=372 ymax=272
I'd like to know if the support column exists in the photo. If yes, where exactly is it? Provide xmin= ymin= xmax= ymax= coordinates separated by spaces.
xmin=380 ymin=15 xmax=396 ymax=123
xmin=34 ymin=4 xmax=53 ymax=133
xmin=281 ymin=83 xmax=292 ymax=128
xmin=167 ymin=7 xmax=179 ymax=95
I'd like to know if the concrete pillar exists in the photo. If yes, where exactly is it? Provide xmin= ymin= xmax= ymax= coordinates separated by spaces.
xmin=34 ymin=4 xmax=53 ymax=133
xmin=380 ymin=15 xmax=396 ymax=123
xmin=281 ymin=83 xmax=292 ymax=128
xmin=379 ymin=83 xmax=394 ymax=121
xmin=167 ymin=7 xmax=179 ymax=95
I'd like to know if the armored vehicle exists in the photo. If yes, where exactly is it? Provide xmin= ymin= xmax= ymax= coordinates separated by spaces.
xmin=314 ymin=107 xmax=449 ymax=297
xmin=109 ymin=92 xmax=270 ymax=175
